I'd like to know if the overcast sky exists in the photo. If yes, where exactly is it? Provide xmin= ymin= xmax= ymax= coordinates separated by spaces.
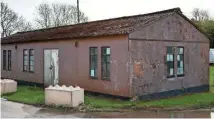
xmin=2 ymin=0 xmax=214 ymax=22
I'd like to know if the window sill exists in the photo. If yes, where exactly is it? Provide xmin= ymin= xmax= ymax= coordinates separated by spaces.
xmin=102 ymin=78 xmax=110 ymax=81
xmin=167 ymin=75 xmax=175 ymax=78
xmin=177 ymin=74 xmax=185 ymax=77
xmin=23 ymin=70 xmax=34 ymax=73
xmin=167 ymin=75 xmax=175 ymax=81
xmin=3 ymin=70 xmax=12 ymax=71
xmin=90 ymin=77 xmax=98 ymax=79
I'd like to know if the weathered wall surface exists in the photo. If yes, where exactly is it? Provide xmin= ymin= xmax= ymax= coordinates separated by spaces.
xmin=1 ymin=35 xmax=131 ymax=97
xmin=129 ymin=13 xmax=209 ymax=96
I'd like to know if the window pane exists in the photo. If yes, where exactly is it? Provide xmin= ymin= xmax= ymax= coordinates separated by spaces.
xmin=102 ymin=48 xmax=106 ymax=54
xmin=92 ymin=48 xmax=97 ymax=55
xmin=30 ymin=60 xmax=34 ymax=65
xmin=29 ymin=49 xmax=34 ymax=55
xmin=90 ymin=56 xmax=93 ymax=63
xmin=180 ymin=68 xmax=184 ymax=74
xmin=92 ymin=55 xmax=97 ymax=62
xmin=8 ymin=64 xmax=11 ymax=70
xmin=167 ymin=54 xmax=174 ymax=61
xmin=3 ymin=50 xmax=6 ymax=56
xmin=91 ymin=62 xmax=95 ymax=69
xmin=102 ymin=55 xmax=110 ymax=62
xmin=106 ymin=48 xmax=110 ymax=54
xmin=94 ymin=69 xmax=97 ymax=77
xmin=170 ymin=55 xmax=173 ymax=61
xmin=30 ymin=56 xmax=34 ymax=61
xmin=107 ymin=55 xmax=110 ymax=62
xmin=94 ymin=55 xmax=97 ymax=62
xmin=3 ymin=50 xmax=7 ymax=70
xmin=101 ymin=47 xmax=110 ymax=79
xmin=106 ymin=63 xmax=110 ymax=77
xmin=102 ymin=63 xmax=107 ymax=77
xmin=24 ymin=56 xmax=28 ymax=61
xmin=103 ymin=55 xmax=107 ymax=62
xmin=167 ymin=55 xmax=169 ymax=61
xmin=102 ymin=63 xmax=106 ymax=70
xmin=178 ymin=48 xmax=183 ymax=54
xmin=90 ymin=48 xmax=96 ymax=55
xmin=177 ymin=55 xmax=180 ymax=61
xmin=180 ymin=55 xmax=183 ymax=60
xmin=8 ymin=50 xmax=11 ymax=70
xmin=170 ymin=68 xmax=174 ymax=75
xmin=167 ymin=62 xmax=174 ymax=69
xmin=24 ymin=65 xmax=27 ymax=71
xmin=167 ymin=47 xmax=173 ymax=53
xmin=101 ymin=55 xmax=104 ymax=62
xmin=23 ymin=49 xmax=28 ymax=71
xmin=89 ymin=47 xmax=97 ymax=78
xmin=167 ymin=67 xmax=174 ymax=76
xmin=30 ymin=65 xmax=34 ymax=72
xmin=177 ymin=47 xmax=184 ymax=76
xmin=94 ymin=48 xmax=97 ymax=55
xmin=180 ymin=61 xmax=183 ymax=68
xmin=177 ymin=68 xmax=180 ymax=74
xmin=166 ymin=47 xmax=175 ymax=77
xmin=8 ymin=50 xmax=11 ymax=55
xmin=177 ymin=61 xmax=180 ymax=67
xmin=24 ymin=50 xmax=28 ymax=55
xmin=90 ymin=69 xmax=95 ymax=76
xmin=24 ymin=61 xmax=28 ymax=65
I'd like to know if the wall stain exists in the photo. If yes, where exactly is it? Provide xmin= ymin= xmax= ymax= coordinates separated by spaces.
xmin=133 ymin=61 xmax=144 ymax=77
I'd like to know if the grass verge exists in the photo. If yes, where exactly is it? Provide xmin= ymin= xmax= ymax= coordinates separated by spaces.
xmin=1 ymin=66 xmax=214 ymax=111
xmin=2 ymin=86 xmax=44 ymax=105
xmin=2 ymin=86 xmax=214 ymax=110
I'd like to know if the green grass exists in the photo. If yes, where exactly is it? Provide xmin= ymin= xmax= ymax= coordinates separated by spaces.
xmin=136 ymin=92 xmax=214 ymax=108
xmin=2 ymin=66 xmax=214 ymax=110
xmin=2 ymin=86 xmax=44 ymax=105
xmin=85 ymin=95 xmax=133 ymax=109
xmin=3 ymin=85 xmax=214 ymax=110
xmin=85 ymin=93 xmax=214 ymax=109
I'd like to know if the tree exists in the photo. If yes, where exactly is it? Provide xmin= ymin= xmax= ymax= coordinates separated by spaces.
xmin=17 ymin=17 xmax=33 ymax=32
xmin=200 ymin=20 xmax=214 ymax=48
xmin=34 ymin=3 xmax=88 ymax=29
xmin=200 ymin=20 xmax=214 ymax=37
xmin=191 ymin=8 xmax=214 ymax=48
xmin=35 ymin=3 xmax=52 ymax=28
xmin=0 ymin=2 xmax=32 ymax=38
xmin=192 ymin=8 xmax=210 ymax=21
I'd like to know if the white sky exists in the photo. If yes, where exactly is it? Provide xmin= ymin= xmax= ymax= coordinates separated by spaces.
xmin=2 ymin=0 xmax=214 ymax=22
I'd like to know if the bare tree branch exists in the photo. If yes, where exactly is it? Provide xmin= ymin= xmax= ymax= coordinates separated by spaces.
xmin=192 ymin=8 xmax=210 ymax=21
xmin=16 ymin=16 xmax=33 ymax=32
xmin=34 ymin=2 xmax=88 ymax=29
xmin=35 ymin=3 xmax=52 ymax=28
xmin=0 ymin=2 xmax=32 ymax=38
